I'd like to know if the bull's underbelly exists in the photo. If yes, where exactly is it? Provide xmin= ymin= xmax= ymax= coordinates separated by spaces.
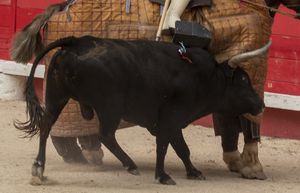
xmin=67 ymin=75 xmax=202 ymax=130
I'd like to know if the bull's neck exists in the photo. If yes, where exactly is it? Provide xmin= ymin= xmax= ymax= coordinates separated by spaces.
xmin=199 ymin=65 xmax=229 ymax=112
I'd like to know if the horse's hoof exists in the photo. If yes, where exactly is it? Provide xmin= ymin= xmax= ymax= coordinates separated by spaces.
xmin=241 ymin=167 xmax=267 ymax=180
xmin=240 ymin=143 xmax=267 ymax=180
xmin=255 ymin=171 xmax=267 ymax=180
xmin=82 ymin=149 xmax=103 ymax=165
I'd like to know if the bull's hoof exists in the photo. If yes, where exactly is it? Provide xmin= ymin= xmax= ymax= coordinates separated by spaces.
xmin=31 ymin=161 xmax=45 ymax=185
xmin=158 ymin=176 xmax=176 ymax=185
xmin=187 ymin=169 xmax=206 ymax=180
xmin=30 ymin=176 xmax=47 ymax=186
xmin=127 ymin=167 xmax=140 ymax=175
xmin=32 ymin=161 xmax=44 ymax=179
xmin=227 ymin=159 xmax=244 ymax=173
xmin=30 ymin=176 xmax=58 ymax=186
xmin=82 ymin=149 xmax=104 ymax=165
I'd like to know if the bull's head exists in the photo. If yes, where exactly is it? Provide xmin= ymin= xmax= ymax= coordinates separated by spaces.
xmin=218 ymin=42 xmax=271 ymax=118
xmin=219 ymin=65 xmax=265 ymax=117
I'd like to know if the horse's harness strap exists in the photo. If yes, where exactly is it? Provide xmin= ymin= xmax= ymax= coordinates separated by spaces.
xmin=64 ymin=0 xmax=77 ymax=22
xmin=241 ymin=0 xmax=300 ymax=18
xmin=126 ymin=0 xmax=131 ymax=14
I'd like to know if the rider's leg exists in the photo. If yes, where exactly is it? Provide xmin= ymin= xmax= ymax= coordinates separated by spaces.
xmin=78 ymin=134 xmax=104 ymax=165
xmin=51 ymin=136 xmax=87 ymax=164
xmin=163 ymin=0 xmax=191 ymax=30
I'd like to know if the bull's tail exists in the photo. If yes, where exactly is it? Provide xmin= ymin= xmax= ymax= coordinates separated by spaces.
xmin=10 ymin=2 xmax=68 ymax=63
xmin=14 ymin=36 xmax=76 ymax=138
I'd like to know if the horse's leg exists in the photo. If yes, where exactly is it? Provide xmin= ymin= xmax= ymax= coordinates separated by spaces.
xmin=31 ymin=97 xmax=69 ymax=185
xmin=79 ymin=103 xmax=94 ymax=120
xmin=170 ymin=129 xmax=205 ymax=180
xmin=95 ymin=109 xmax=139 ymax=175
xmin=213 ymin=114 xmax=266 ymax=180
xmin=78 ymin=134 xmax=103 ymax=165
xmin=240 ymin=117 xmax=267 ymax=180
xmin=51 ymin=135 xmax=87 ymax=164
xmin=213 ymin=114 xmax=243 ymax=172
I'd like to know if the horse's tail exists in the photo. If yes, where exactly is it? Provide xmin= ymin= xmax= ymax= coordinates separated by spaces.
xmin=14 ymin=36 xmax=76 ymax=138
xmin=10 ymin=2 xmax=68 ymax=64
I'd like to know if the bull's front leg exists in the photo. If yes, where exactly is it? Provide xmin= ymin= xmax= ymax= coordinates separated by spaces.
xmin=155 ymin=132 xmax=176 ymax=185
xmin=170 ymin=129 xmax=205 ymax=180
xmin=100 ymin=133 xmax=139 ymax=175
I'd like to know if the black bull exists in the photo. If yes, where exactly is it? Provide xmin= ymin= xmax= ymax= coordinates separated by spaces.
xmin=15 ymin=35 xmax=267 ymax=185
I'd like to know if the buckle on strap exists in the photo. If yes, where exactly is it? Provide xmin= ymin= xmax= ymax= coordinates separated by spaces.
xmin=126 ymin=0 xmax=131 ymax=14
xmin=178 ymin=42 xmax=193 ymax=64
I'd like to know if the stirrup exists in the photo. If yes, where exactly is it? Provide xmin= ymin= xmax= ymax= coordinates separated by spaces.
xmin=172 ymin=21 xmax=212 ymax=48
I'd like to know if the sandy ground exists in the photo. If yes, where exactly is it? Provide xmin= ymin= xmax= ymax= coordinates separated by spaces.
xmin=0 ymin=100 xmax=300 ymax=193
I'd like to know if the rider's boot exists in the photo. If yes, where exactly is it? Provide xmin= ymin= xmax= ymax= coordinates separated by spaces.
xmin=162 ymin=0 xmax=211 ymax=48
xmin=162 ymin=0 xmax=191 ymax=32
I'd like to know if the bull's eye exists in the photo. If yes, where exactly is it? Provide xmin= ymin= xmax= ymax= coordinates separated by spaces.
xmin=241 ymin=75 xmax=249 ymax=85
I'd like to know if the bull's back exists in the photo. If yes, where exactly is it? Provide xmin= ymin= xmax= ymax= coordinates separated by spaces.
xmin=60 ymin=37 xmax=216 ymax=127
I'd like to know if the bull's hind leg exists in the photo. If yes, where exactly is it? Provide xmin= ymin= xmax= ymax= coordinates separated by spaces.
xmin=95 ymin=110 xmax=139 ymax=175
xmin=170 ymin=130 xmax=205 ymax=180
xmin=31 ymin=80 xmax=69 ymax=185
xmin=31 ymin=100 xmax=69 ymax=185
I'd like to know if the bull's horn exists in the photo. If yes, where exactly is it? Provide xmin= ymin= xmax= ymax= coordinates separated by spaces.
xmin=228 ymin=41 xmax=272 ymax=68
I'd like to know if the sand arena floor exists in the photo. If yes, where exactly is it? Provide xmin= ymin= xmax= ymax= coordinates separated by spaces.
xmin=0 ymin=100 xmax=299 ymax=193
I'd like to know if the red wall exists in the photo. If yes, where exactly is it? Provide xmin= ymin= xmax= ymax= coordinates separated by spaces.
xmin=266 ymin=6 xmax=300 ymax=96
xmin=0 ymin=0 xmax=61 ymax=59
xmin=0 ymin=0 xmax=62 ymax=99
xmin=0 ymin=0 xmax=16 ymax=59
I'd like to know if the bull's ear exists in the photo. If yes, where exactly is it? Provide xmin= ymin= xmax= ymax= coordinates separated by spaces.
xmin=222 ymin=61 xmax=235 ymax=78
